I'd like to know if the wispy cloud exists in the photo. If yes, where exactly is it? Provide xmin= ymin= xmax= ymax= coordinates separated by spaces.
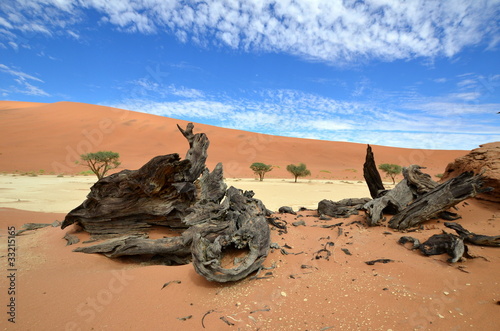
xmin=2 ymin=1 xmax=499 ymax=64
xmin=411 ymin=102 xmax=499 ymax=116
xmin=433 ymin=78 xmax=447 ymax=83
xmin=0 ymin=64 xmax=50 ymax=96
xmin=124 ymin=77 xmax=205 ymax=99
xmin=110 ymin=99 xmax=234 ymax=119
xmin=109 ymin=86 xmax=499 ymax=150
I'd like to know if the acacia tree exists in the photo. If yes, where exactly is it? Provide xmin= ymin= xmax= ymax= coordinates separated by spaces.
xmin=250 ymin=162 xmax=273 ymax=181
xmin=80 ymin=151 xmax=121 ymax=180
xmin=286 ymin=163 xmax=311 ymax=182
xmin=378 ymin=163 xmax=402 ymax=185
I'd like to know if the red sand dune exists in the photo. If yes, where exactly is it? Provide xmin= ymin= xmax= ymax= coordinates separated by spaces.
xmin=0 ymin=101 xmax=467 ymax=180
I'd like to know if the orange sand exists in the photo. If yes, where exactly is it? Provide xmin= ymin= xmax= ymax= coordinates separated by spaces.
xmin=0 ymin=200 xmax=499 ymax=330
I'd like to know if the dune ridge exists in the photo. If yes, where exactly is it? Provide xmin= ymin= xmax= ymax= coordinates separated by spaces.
xmin=0 ymin=101 xmax=468 ymax=180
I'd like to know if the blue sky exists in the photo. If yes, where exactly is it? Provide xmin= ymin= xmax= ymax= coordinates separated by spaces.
xmin=1 ymin=0 xmax=499 ymax=150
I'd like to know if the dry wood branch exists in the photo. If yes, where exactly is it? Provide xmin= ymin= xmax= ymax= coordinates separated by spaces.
xmin=318 ymin=198 xmax=370 ymax=218
xmin=389 ymin=172 xmax=489 ymax=230
xmin=363 ymin=144 xmax=385 ymax=199
xmin=363 ymin=178 xmax=414 ymax=226
xmin=364 ymin=165 xmax=479 ymax=228
xmin=399 ymin=233 xmax=467 ymax=263
xmin=444 ymin=222 xmax=500 ymax=247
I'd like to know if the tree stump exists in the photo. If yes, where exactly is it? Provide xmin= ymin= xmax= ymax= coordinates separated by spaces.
xmin=364 ymin=165 xmax=437 ymax=226
xmin=363 ymin=144 xmax=385 ymax=199
xmin=389 ymin=172 xmax=489 ymax=230
xmin=63 ymin=123 xmax=271 ymax=282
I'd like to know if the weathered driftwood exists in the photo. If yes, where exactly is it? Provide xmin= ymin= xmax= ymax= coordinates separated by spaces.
xmin=62 ymin=123 xmax=209 ymax=236
xmin=444 ymin=222 xmax=500 ymax=247
xmin=63 ymin=232 xmax=80 ymax=246
xmin=398 ymin=221 xmax=499 ymax=263
xmin=63 ymin=123 xmax=270 ymax=282
xmin=399 ymin=233 xmax=467 ymax=263
xmin=363 ymin=165 xmax=488 ymax=229
xmin=278 ymin=206 xmax=297 ymax=215
xmin=318 ymin=198 xmax=371 ymax=218
xmin=16 ymin=221 xmax=61 ymax=236
xmin=191 ymin=187 xmax=270 ymax=282
xmin=363 ymin=165 xmax=437 ymax=226
xmin=389 ymin=172 xmax=489 ymax=230
xmin=363 ymin=144 xmax=385 ymax=199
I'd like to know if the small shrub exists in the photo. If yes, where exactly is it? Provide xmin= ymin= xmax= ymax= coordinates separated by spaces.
xmin=378 ymin=163 xmax=402 ymax=185
xmin=286 ymin=163 xmax=311 ymax=182
xmin=81 ymin=151 xmax=121 ymax=180
xmin=249 ymin=162 xmax=273 ymax=181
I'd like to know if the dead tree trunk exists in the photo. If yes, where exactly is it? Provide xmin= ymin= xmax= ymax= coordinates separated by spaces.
xmin=363 ymin=144 xmax=385 ymax=199
xmin=361 ymin=146 xmax=488 ymax=230
xmin=61 ymin=124 xmax=210 ymax=236
xmin=318 ymin=198 xmax=371 ymax=218
xmin=389 ymin=172 xmax=490 ymax=230
xmin=363 ymin=165 xmax=437 ymax=226
xmin=63 ymin=123 xmax=270 ymax=282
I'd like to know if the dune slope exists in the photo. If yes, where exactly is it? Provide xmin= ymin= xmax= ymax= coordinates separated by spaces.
xmin=0 ymin=101 xmax=467 ymax=180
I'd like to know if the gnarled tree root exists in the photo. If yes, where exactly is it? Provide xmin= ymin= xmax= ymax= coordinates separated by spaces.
xmin=63 ymin=123 xmax=271 ymax=282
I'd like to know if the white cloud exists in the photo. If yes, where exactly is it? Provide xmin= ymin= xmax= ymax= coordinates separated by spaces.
xmin=7 ymin=41 xmax=18 ymax=50
xmin=169 ymin=85 xmax=205 ymax=98
xmin=110 ymin=99 xmax=234 ymax=119
xmin=0 ymin=17 xmax=13 ymax=29
xmin=412 ymin=102 xmax=499 ymax=116
xmin=108 ymin=86 xmax=500 ymax=150
xmin=306 ymin=119 xmax=354 ymax=131
xmin=67 ymin=30 xmax=80 ymax=39
xmin=433 ymin=78 xmax=447 ymax=83
xmin=447 ymin=92 xmax=482 ymax=102
xmin=18 ymin=80 xmax=50 ymax=96
xmin=1 ymin=0 xmax=499 ymax=64
xmin=126 ymin=77 xmax=205 ymax=99
xmin=0 ymin=63 xmax=50 ymax=96
xmin=0 ymin=63 xmax=44 ymax=82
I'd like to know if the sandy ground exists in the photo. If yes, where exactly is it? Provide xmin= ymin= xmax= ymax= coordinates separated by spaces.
xmin=0 ymin=175 xmax=96 ymax=213
xmin=0 ymin=175 xmax=372 ymax=213
xmin=0 ymin=175 xmax=499 ymax=330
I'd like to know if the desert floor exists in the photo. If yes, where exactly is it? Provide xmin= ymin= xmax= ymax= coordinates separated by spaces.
xmin=0 ymin=175 xmax=499 ymax=330
xmin=0 ymin=175 xmax=372 ymax=212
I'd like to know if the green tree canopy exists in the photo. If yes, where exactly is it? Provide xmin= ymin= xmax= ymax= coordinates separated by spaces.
xmin=378 ymin=163 xmax=402 ymax=185
xmin=80 ymin=151 xmax=121 ymax=180
xmin=250 ymin=162 xmax=273 ymax=181
xmin=286 ymin=163 xmax=311 ymax=182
